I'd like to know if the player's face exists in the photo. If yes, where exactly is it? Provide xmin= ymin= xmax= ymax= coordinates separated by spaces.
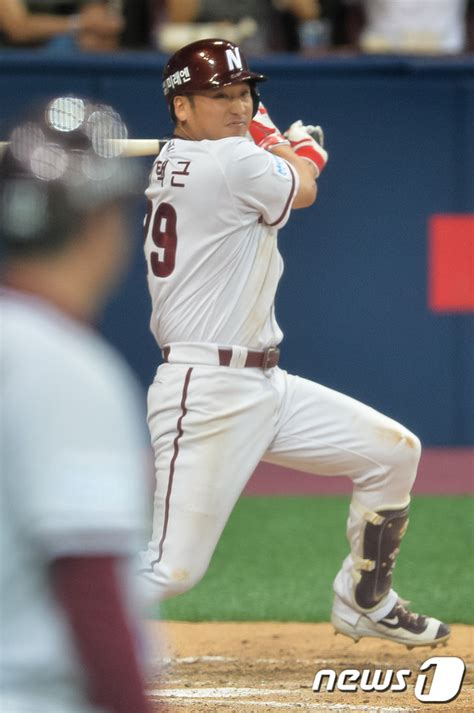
xmin=174 ymin=82 xmax=254 ymax=141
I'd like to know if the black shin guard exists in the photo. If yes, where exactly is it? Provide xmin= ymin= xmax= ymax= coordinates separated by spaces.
xmin=355 ymin=505 xmax=410 ymax=610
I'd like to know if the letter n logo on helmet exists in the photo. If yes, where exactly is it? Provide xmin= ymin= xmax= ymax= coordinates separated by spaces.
xmin=225 ymin=47 xmax=243 ymax=71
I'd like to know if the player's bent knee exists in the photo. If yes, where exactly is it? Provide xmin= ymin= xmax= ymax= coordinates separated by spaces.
xmin=381 ymin=426 xmax=421 ymax=468
xmin=385 ymin=430 xmax=421 ymax=493
xmin=159 ymin=561 xmax=208 ymax=598
xmin=365 ymin=428 xmax=421 ymax=495
xmin=397 ymin=431 xmax=422 ymax=468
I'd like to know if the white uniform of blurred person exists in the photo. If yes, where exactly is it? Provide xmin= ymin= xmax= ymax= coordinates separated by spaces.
xmin=0 ymin=98 xmax=157 ymax=713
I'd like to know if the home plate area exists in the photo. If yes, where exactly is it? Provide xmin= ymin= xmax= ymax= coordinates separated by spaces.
xmin=146 ymin=621 xmax=473 ymax=712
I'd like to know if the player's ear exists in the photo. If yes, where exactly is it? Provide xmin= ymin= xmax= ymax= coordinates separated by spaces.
xmin=173 ymin=95 xmax=194 ymax=124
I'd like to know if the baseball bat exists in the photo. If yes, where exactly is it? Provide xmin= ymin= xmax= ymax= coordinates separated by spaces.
xmin=0 ymin=139 xmax=164 ymax=157
xmin=106 ymin=139 xmax=164 ymax=157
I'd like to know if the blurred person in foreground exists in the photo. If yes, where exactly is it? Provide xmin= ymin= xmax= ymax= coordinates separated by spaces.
xmin=0 ymin=97 xmax=155 ymax=713
xmin=0 ymin=0 xmax=123 ymax=52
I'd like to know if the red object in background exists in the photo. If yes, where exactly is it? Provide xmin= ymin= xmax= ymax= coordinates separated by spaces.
xmin=429 ymin=215 xmax=474 ymax=312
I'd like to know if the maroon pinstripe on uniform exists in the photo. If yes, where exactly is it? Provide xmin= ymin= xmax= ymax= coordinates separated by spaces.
xmin=267 ymin=164 xmax=297 ymax=227
xmin=153 ymin=367 xmax=193 ymax=568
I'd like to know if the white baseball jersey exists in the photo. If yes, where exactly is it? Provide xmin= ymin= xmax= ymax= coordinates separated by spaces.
xmin=144 ymin=136 xmax=299 ymax=350
xmin=0 ymin=290 xmax=148 ymax=713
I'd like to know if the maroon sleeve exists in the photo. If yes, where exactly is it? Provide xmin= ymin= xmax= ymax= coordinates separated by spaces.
xmin=51 ymin=555 xmax=154 ymax=713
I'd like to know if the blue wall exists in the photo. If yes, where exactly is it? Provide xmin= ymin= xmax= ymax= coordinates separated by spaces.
xmin=1 ymin=52 xmax=473 ymax=445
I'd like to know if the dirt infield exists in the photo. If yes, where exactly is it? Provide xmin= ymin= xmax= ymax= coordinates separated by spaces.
xmin=146 ymin=621 xmax=473 ymax=712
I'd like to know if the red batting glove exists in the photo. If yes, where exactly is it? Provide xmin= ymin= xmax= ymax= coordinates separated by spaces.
xmin=284 ymin=120 xmax=328 ymax=176
xmin=248 ymin=103 xmax=290 ymax=152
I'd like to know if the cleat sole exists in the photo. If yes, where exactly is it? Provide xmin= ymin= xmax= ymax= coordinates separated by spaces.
xmin=332 ymin=613 xmax=451 ymax=650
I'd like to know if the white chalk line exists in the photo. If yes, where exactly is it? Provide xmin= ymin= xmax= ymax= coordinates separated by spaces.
xmin=148 ymin=688 xmax=418 ymax=711
xmin=159 ymin=655 xmax=363 ymax=666
xmin=149 ymin=687 xmax=294 ymax=698
xmin=156 ymin=654 xmax=474 ymax=671
xmin=154 ymin=702 xmax=417 ymax=711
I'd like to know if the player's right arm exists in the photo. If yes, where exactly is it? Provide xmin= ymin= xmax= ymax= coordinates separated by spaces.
xmin=271 ymin=144 xmax=317 ymax=208
xmin=248 ymin=103 xmax=328 ymax=209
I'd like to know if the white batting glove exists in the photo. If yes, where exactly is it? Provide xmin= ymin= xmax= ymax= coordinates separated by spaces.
xmin=248 ymin=102 xmax=290 ymax=152
xmin=284 ymin=120 xmax=328 ymax=176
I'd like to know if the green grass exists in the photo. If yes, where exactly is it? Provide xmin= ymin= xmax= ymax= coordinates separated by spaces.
xmin=155 ymin=496 xmax=473 ymax=624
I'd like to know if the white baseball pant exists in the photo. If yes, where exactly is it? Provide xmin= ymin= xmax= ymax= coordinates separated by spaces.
xmin=139 ymin=344 xmax=421 ymax=617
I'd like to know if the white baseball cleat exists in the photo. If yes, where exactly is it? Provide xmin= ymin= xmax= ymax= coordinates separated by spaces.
xmin=332 ymin=597 xmax=450 ymax=649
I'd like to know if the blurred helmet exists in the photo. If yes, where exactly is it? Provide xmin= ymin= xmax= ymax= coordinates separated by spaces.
xmin=162 ymin=38 xmax=266 ymax=120
xmin=0 ymin=96 xmax=142 ymax=258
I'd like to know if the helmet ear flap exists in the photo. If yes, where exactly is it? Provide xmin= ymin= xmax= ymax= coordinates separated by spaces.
xmin=250 ymin=83 xmax=260 ymax=117
xmin=169 ymin=95 xmax=177 ymax=123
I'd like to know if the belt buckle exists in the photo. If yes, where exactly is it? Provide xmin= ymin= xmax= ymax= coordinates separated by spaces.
xmin=262 ymin=346 xmax=280 ymax=369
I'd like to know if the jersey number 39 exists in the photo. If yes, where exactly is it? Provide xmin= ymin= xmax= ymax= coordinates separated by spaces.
xmin=145 ymin=201 xmax=177 ymax=278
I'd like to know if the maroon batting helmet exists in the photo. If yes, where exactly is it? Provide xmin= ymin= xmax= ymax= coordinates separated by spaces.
xmin=162 ymin=38 xmax=266 ymax=120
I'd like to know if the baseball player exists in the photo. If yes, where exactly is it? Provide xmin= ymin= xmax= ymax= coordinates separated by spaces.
xmin=140 ymin=38 xmax=450 ymax=649
xmin=0 ymin=99 xmax=155 ymax=712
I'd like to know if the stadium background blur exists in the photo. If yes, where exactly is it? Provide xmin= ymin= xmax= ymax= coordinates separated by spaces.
xmin=1 ymin=0 xmax=473 ymax=630
xmin=2 ymin=6 xmax=472 ymax=444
